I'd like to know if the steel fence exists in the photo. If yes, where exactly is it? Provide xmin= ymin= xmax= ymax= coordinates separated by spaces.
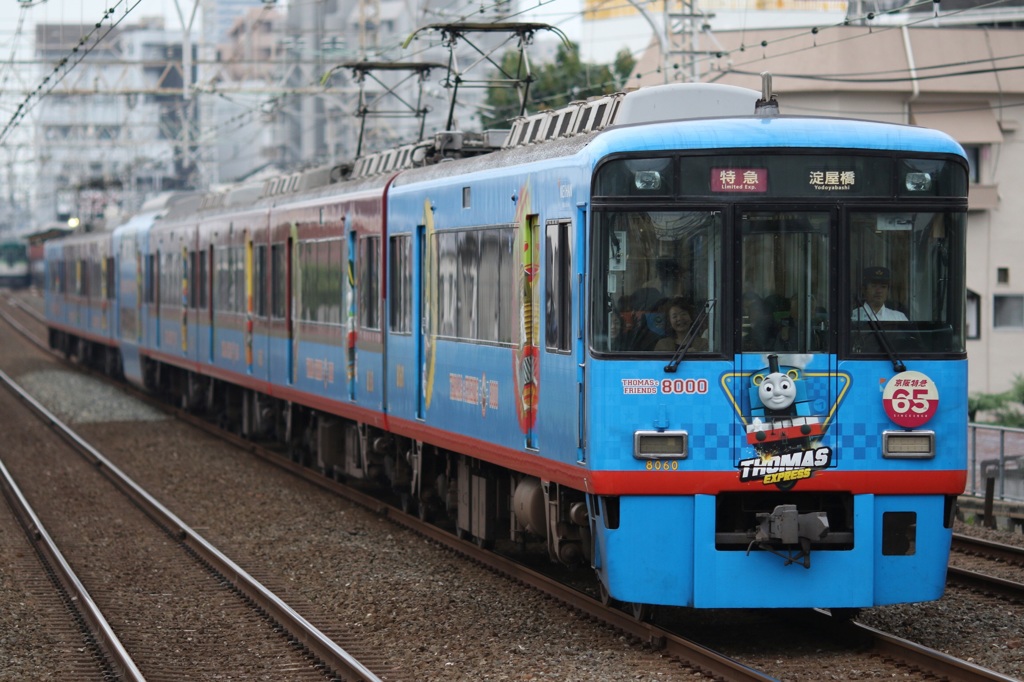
xmin=967 ymin=423 xmax=1024 ymax=502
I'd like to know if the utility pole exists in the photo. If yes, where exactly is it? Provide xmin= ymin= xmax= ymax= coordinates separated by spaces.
xmin=664 ymin=0 xmax=714 ymax=83
xmin=172 ymin=0 xmax=202 ymax=188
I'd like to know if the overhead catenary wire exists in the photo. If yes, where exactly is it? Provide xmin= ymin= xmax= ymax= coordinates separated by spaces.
xmin=0 ymin=0 xmax=145 ymax=146
xmin=5 ymin=0 xmax=1023 ymax=207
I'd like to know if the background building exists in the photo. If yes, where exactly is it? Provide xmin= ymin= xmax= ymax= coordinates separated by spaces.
xmin=9 ymin=0 xmax=1024 ymax=397
xmin=30 ymin=19 xmax=193 ymax=229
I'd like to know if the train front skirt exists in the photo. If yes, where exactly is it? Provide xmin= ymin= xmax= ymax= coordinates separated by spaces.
xmin=590 ymin=493 xmax=952 ymax=608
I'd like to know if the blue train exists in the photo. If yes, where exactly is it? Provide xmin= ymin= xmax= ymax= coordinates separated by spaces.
xmin=44 ymin=80 xmax=969 ymax=613
xmin=0 ymin=238 xmax=31 ymax=289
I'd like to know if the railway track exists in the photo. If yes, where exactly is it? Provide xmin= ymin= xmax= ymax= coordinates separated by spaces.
xmin=950 ymin=534 xmax=1024 ymax=601
xmin=0 ymin=364 xmax=384 ymax=681
xmin=0 ymin=460 xmax=123 ymax=678
xmin=2 ymin=288 xmax=1021 ymax=681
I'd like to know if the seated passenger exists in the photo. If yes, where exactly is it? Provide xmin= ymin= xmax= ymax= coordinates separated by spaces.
xmin=852 ymin=266 xmax=908 ymax=322
xmin=622 ymin=287 xmax=666 ymax=351
xmin=602 ymin=301 xmax=628 ymax=351
xmin=655 ymin=297 xmax=707 ymax=352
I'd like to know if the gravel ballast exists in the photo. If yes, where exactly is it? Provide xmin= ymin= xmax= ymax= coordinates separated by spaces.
xmin=1 ymin=313 xmax=1022 ymax=680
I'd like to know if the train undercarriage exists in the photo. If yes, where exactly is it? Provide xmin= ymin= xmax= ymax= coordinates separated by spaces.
xmin=50 ymin=338 xmax=596 ymax=577
xmin=170 ymin=364 xmax=592 ymax=567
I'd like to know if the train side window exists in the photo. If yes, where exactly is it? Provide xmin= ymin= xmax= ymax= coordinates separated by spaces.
xmin=105 ymin=256 xmax=115 ymax=301
xmin=215 ymin=246 xmax=231 ymax=312
xmin=478 ymin=228 xmax=511 ymax=344
xmin=358 ymin=236 xmax=381 ymax=331
xmin=252 ymin=244 xmax=265 ymax=316
xmin=144 ymin=254 xmax=155 ymax=304
xmin=389 ymin=235 xmax=412 ymax=334
xmin=201 ymin=247 xmax=210 ymax=310
xmin=429 ymin=226 xmax=514 ymax=344
xmin=76 ymin=258 xmax=86 ymax=296
xmin=456 ymin=231 xmax=478 ymax=339
xmin=233 ymin=245 xmax=245 ymax=314
xmin=188 ymin=250 xmax=199 ymax=309
xmin=92 ymin=257 xmax=102 ymax=300
xmin=545 ymin=220 xmax=571 ymax=353
xmin=270 ymin=244 xmax=286 ymax=319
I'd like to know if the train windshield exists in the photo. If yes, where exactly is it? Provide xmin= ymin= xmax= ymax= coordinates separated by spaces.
xmin=846 ymin=210 xmax=966 ymax=355
xmin=739 ymin=211 xmax=830 ymax=354
xmin=590 ymin=153 xmax=967 ymax=358
xmin=1 ymin=241 xmax=27 ymax=266
xmin=592 ymin=209 xmax=723 ymax=354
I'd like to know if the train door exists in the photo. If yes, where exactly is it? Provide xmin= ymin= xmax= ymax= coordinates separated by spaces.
xmin=180 ymin=243 xmax=189 ymax=356
xmin=100 ymin=247 xmax=109 ymax=335
xmin=415 ymin=224 xmax=427 ymax=421
xmin=186 ymin=229 xmax=204 ymax=363
xmin=207 ymin=245 xmax=214 ymax=362
xmin=346 ymin=224 xmax=357 ymax=401
xmin=250 ymin=235 xmax=269 ymax=379
xmin=244 ymin=231 xmax=254 ymax=374
xmin=267 ymin=231 xmax=293 ymax=385
xmin=151 ymin=248 xmax=160 ymax=350
xmin=537 ymin=218 xmax=580 ymax=464
xmin=384 ymin=230 xmax=413 ymax=420
xmin=288 ymin=230 xmax=297 ymax=384
xmin=733 ymin=208 xmax=837 ymax=469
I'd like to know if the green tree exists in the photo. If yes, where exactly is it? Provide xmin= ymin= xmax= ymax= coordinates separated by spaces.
xmin=480 ymin=43 xmax=636 ymax=130
xmin=968 ymin=374 xmax=1024 ymax=425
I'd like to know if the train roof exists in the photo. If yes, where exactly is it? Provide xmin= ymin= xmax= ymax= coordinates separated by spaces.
xmin=129 ymin=81 xmax=966 ymax=220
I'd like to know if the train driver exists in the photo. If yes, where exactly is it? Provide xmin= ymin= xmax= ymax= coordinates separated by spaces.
xmin=851 ymin=266 xmax=908 ymax=322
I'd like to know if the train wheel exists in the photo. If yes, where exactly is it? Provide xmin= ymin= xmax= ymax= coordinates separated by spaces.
xmin=399 ymin=491 xmax=416 ymax=515
xmin=598 ymin=582 xmax=620 ymax=609
xmin=829 ymin=608 xmax=860 ymax=622
xmin=417 ymin=499 xmax=433 ymax=523
xmin=630 ymin=602 xmax=652 ymax=622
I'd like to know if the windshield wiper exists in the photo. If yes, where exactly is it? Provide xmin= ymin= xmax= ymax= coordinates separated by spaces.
xmin=856 ymin=298 xmax=906 ymax=373
xmin=665 ymin=299 xmax=715 ymax=373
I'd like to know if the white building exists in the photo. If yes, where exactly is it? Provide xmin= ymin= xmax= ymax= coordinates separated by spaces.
xmin=31 ymin=20 xmax=191 ymax=228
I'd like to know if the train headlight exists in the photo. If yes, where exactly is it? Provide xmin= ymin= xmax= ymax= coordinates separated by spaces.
xmin=634 ymin=430 xmax=687 ymax=459
xmin=904 ymin=171 xmax=932 ymax=192
xmin=634 ymin=170 xmax=663 ymax=191
xmin=882 ymin=431 xmax=935 ymax=459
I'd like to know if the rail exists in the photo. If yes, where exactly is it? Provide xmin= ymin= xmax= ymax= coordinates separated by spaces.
xmin=0 ymin=454 xmax=144 ymax=681
xmin=0 ymin=364 xmax=383 ymax=682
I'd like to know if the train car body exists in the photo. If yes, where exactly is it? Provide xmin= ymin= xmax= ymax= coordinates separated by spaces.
xmin=44 ymin=81 xmax=969 ymax=612
xmin=114 ymin=208 xmax=165 ymax=386
xmin=44 ymin=230 xmax=119 ymax=371
xmin=0 ymin=239 xmax=31 ymax=289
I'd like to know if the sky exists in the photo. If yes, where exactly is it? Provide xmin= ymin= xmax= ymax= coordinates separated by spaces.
xmin=0 ymin=0 xmax=587 ymax=41
xmin=0 ymin=0 xmax=632 ymax=91
xmin=0 ymin=1 xmax=188 ymax=33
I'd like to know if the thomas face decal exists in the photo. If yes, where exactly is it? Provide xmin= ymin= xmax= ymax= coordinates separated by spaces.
xmin=756 ymin=368 xmax=797 ymax=414
xmin=737 ymin=355 xmax=835 ymax=490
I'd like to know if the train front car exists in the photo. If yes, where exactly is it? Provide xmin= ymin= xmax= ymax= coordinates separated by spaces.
xmin=585 ymin=85 xmax=968 ymax=610
xmin=0 ymin=239 xmax=31 ymax=289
